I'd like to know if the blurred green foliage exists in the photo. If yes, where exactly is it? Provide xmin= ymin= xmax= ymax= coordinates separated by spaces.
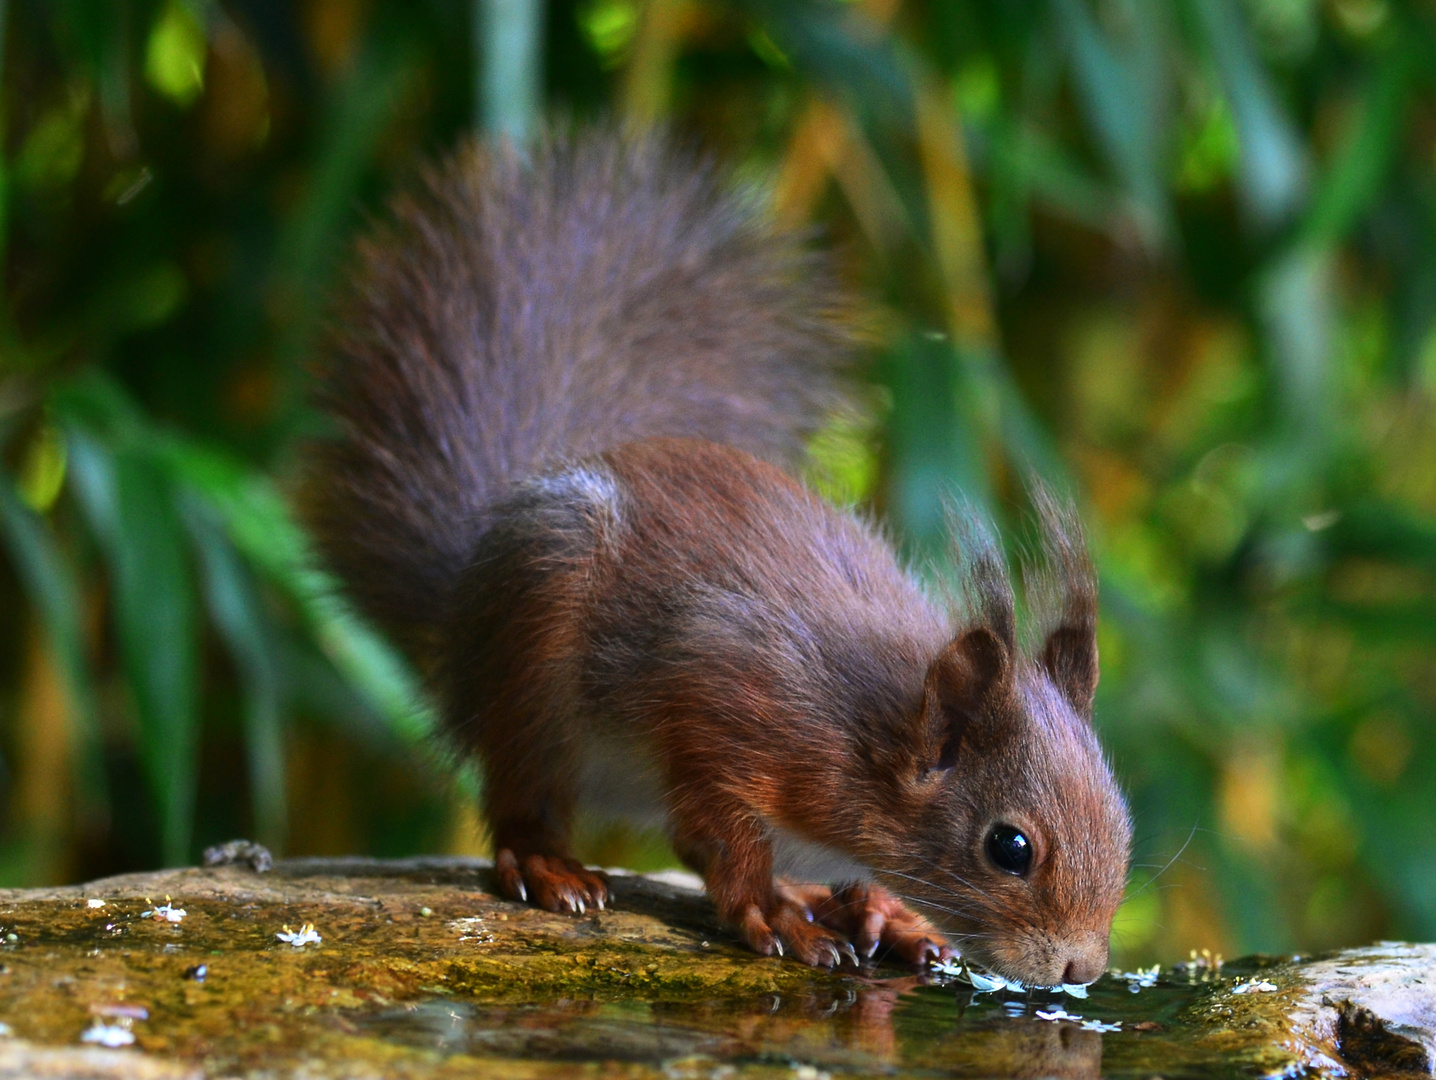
xmin=1 ymin=0 xmax=1434 ymax=968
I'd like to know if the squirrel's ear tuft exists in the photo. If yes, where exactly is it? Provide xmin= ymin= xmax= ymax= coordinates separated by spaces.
xmin=1040 ymin=623 xmax=1098 ymax=716
xmin=923 ymin=628 xmax=1013 ymax=770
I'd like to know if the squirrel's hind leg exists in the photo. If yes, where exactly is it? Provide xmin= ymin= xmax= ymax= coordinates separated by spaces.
xmin=483 ymin=768 xmax=608 ymax=914
xmin=443 ymin=482 xmax=613 ymax=916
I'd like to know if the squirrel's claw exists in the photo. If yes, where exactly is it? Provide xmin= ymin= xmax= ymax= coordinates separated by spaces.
xmin=747 ymin=897 xmax=863 ymax=969
xmin=802 ymin=882 xmax=951 ymax=969
xmin=493 ymin=849 xmax=608 ymax=915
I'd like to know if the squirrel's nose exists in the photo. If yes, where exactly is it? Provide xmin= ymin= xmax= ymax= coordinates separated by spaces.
xmin=1061 ymin=943 xmax=1108 ymax=986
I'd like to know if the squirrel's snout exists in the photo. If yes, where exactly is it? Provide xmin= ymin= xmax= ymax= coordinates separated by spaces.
xmin=1061 ymin=941 xmax=1109 ymax=986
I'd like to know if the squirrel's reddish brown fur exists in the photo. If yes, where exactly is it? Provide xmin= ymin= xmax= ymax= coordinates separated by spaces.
xmin=306 ymin=130 xmax=1132 ymax=985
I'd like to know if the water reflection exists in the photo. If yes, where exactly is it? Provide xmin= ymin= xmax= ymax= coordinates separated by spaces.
xmin=925 ymin=1013 xmax=1103 ymax=1079
xmin=353 ymin=976 xmax=1110 ymax=1077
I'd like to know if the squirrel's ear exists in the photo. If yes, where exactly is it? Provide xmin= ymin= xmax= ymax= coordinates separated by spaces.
xmin=1028 ymin=485 xmax=1099 ymax=717
xmin=922 ymin=628 xmax=1013 ymax=770
xmin=1040 ymin=622 xmax=1098 ymax=717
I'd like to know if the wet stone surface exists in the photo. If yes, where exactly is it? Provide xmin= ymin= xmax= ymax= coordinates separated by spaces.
xmin=0 ymin=856 xmax=1428 ymax=1078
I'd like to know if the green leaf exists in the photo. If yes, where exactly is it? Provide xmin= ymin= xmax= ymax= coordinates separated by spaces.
xmin=478 ymin=0 xmax=543 ymax=138
xmin=67 ymin=432 xmax=199 ymax=867
xmin=184 ymin=501 xmax=287 ymax=851
xmin=159 ymin=442 xmax=434 ymax=748
xmin=1258 ymin=245 xmax=1334 ymax=441
xmin=50 ymin=372 xmax=434 ymax=749
xmin=269 ymin=36 xmax=417 ymax=376
xmin=144 ymin=0 xmax=207 ymax=108
xmin=1324 ymin=501 xmax=1436 ymax=571
xmin=734 ymin=0 xmax=914 ymax=125
xmin=1054 ymin=0 xmax=1173 ymax=245
xmin=987 ymin=118 xmax=1116 ymax=234
xmin=1188 ymin=0 xmax=1308 ymax=227
xmin=882 ymin=332 xmax=992 ymax=559
xmin=1296 ymin=41 xmax=1415 ymax=251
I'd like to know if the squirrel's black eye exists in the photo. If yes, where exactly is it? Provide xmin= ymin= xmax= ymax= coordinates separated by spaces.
xmin=984 ymin=825 xmax=1032 ymax=876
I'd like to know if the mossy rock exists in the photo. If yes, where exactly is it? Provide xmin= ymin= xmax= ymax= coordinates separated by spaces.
xmin=0 ymin=856 xmax=1428 ymax=1078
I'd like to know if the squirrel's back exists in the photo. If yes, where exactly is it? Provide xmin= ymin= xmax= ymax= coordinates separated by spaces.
xmin=306 ymin=130 xmax=856 ymax=652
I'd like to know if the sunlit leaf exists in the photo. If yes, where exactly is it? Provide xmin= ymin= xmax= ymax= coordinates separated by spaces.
xmin=16 ymin=421 xmax=68 ymax=511
xmin=144 ymin=0 xmax=208 ymax=107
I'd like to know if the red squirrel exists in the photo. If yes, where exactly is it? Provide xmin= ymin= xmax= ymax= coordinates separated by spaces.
xmin=305 ymin=130 xmax=1132 ymax=986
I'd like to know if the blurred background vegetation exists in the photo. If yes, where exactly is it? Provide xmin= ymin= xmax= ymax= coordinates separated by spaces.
xmin=2 ymin=0 xmax=1435 ymax=970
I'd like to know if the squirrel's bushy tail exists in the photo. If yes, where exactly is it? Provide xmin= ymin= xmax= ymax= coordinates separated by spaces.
xmin=305 ymin=129 xmax=856 ymax=652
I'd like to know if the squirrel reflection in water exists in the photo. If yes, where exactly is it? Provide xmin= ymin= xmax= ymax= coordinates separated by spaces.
xmin=668 ymin=982 xmax=1104 ymax=1079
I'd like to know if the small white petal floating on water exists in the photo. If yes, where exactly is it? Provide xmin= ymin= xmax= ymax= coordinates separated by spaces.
xmin=276 ymin=923 xmax=322 ymax=948
xmin=1035 ymin=1009 xmax=1080 ymax=1021
xmin=1036 ymin=1008 xmax=1120 ymax=1032
xmin=81 ymin=1023 xmax=135 ymax=1048
xmin=1119 ymin=964 xmax=1160 ymax=991
xmin=1231 ymin=979 xmax=1278 ymax=994
xmin=86 ymin=899 xmax=105 ymax=909
xmin=966 ymin=970 xmax=1007 ymax=993
xmin=930 ymin=956 xmax=1093 ymax=998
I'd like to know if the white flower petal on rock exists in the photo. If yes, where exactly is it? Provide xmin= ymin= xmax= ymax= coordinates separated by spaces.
xmin=81 ymin=1023 xmax=135 ymax=1048
xmin=275 ymin=923 xmax=322 ymax=948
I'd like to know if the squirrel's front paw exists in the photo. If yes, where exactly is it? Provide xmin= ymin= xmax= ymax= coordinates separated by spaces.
xmin=791 ymin=882 xmax=952 ymax=966
xmin=736 ymin=899 xmax=861 ymax=969
xmin=494 ymin=849 xmax=608 ymax=914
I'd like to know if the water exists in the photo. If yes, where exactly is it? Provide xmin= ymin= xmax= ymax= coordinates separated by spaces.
xmin=350 ymin=963 xmax=1280 ymax=1078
